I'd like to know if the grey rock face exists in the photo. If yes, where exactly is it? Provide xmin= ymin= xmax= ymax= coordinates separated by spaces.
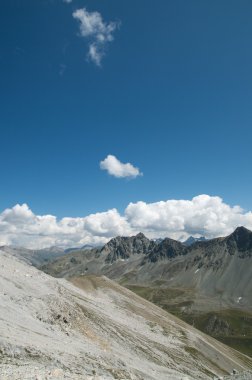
xmin=102 ymin=233 xmax=156 ymax=263
xmin=226 ymin=227 xmax=252 ymax=257
xmin=145 ymin=238 xmax=185 ymax=262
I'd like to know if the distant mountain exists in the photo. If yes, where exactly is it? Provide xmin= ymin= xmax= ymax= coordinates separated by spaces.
xmin=64 ymin=244 xmax=97 ymax=254
xmin=0 ymin=244 xmax=102 ymax=265
xmin=41 ymin=227 xmax=252 ymax=303
xmin=183 ymin=236 xmax=207 ymax=246
xmin=151 ymin=238 xmax=164 ymax=244
xmin=40 ymin=232 xmax=187 ymax=280
xmin=0 ymin=245 xmax=68 ymax=266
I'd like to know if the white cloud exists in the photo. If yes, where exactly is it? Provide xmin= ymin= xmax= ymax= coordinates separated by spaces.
xmin=63 ymin=0 xmax=72 ymax=3
xmin=88 ymin=43 xmax=103 ymax=66
xmin=72 ymin=8 xmax=119 ymax=66
xmin=125 ymin=195 xmax=252 ymax=239
xmin=100 ymin=155 xmax=143 ymax=178
xmin=0 ymin=204 xmax=124 ymax=249
xmin=84 ymin=209 xmax=131 ymax=237
xmin=0 ymin=195 xmax=252 ymax=249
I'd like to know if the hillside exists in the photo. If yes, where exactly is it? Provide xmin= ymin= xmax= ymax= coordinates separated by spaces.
xmin=1 ymin=249 xmax=252 ymax=379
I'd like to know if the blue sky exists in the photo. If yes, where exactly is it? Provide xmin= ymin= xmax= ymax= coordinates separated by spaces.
xmin=0 ymin=1 xmax=252 ymax=247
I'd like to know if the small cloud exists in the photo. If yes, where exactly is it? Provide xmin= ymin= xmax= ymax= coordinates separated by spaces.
xmin=59 ymin=63 xmax=67 ymax=76
xmin=63 ymin=0 xmax=72 ymax=3
xmin=88 ymin=43 xmax=103 ymax=67
xmin=100 ymin=155 xmax=143 ymax=179
xmin=72 ymin=8 xmax=120 ymax=66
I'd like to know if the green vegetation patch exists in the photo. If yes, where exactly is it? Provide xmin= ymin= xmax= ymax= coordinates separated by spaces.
xmin=126 ymin=285 xmax=252 ymax=357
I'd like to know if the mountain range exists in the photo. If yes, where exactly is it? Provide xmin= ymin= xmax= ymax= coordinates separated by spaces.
xmin=39 ymin=226 xmax=252 ymax=357
xmin=40 ymin=227 xmax=252 ymax=306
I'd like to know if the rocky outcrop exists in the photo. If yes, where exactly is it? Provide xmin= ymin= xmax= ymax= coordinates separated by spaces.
xmin=205 ymin=315 xmax=233 ymax=336
xmin=145 ymin=238 xmax=185 ymax=262
xmin=226 ymin=227 xmax=252 ymax=258
xmin=102 ymin=232 xmax=156 ymax=263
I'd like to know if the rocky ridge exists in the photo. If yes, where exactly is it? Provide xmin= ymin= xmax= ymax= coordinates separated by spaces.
xmin=40 ymin=228 xmax=252 ymax=309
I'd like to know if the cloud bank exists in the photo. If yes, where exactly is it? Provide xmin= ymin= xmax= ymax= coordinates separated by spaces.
xmin=73 ymin=8 xmax=119 ymax=66
xmin=0 ymin=195 xmax=252 ymax=249
xmin=100 ymin=155 xmax=143 ymax=178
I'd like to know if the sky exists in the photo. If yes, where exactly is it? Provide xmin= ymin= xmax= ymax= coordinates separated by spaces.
xmin=0 ymin=0 xmax=252 ymax=248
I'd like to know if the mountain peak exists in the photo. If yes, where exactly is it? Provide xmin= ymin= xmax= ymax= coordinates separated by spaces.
xmin=228 ymin=226 xmax=252 ymax=253
xmin=183 ymin=236 xmax=207 ymax=246
xmin=103 ymin=232 xmax=153 ymax=263
xmin=233 ymin=226 xmax=251 ymax=236
xmin=135 ymin=232 xmax=147 ymax=239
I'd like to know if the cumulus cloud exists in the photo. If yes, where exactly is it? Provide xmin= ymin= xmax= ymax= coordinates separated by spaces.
xmin=0 ymin=195 xmax=252 ymax=249
xmin=100 ymin=155 xmax=143 ymax=178
xmin=0 ymin=204 xmax=127 ymax=249
xmin=72 ymin=8 xmax=119 ymax=66
xmin=125 ymin=195 xmax=252 ymax=239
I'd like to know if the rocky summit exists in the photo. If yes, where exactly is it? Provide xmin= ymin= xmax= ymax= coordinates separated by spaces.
xmin=102 ymin=232 xmax=156 ymax=263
